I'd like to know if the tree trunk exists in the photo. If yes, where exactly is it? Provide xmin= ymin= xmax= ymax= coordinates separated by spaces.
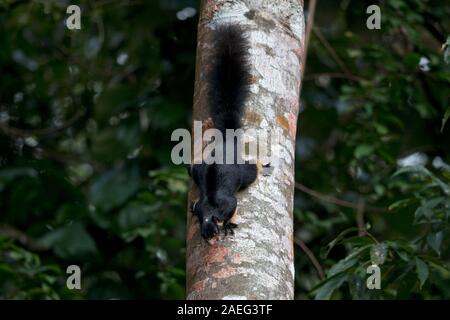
xmin=186 ymin=0 xmax=305 ymax=300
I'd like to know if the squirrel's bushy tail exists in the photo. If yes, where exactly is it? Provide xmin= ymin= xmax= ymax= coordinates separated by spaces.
xmin=208 ymin=25 xmax=251 ymax=133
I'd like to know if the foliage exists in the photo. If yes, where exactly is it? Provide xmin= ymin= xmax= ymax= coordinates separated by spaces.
xmin=0 ymin=0 xmax=449 ymax=299
xmin=0 ymin=0 xmax=195 ymax=299
xmin=0 ymin=236 xmax=79 ymax=299
xmin=296 ymin=0 xmax=450 ymax=299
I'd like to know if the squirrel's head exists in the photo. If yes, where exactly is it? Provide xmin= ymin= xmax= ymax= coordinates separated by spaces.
xmin=200 ymin=215 xmax=220 ymax=240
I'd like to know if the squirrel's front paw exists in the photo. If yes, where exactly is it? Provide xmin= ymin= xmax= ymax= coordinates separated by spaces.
xmin=223 ymin=222 xmax=238 ymax=236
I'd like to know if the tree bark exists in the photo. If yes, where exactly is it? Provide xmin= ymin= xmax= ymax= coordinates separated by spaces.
xmin=186 ymin=0 xmax=305 ymax=300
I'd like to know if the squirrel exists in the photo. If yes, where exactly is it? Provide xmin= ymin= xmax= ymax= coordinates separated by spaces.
xmin=189 ymin=25 xmax=271 ymax=243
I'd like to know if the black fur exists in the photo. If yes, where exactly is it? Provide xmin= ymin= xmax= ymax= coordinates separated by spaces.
xmin=191 ymin=163 xmax=258 ymax=240
xmin=191 ymin=25 xmax=260 ymax=241
xmin=208 ymin=25 xmax=251 ymax=134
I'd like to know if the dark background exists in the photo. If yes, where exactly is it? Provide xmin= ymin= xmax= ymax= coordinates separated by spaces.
xmin=0 ymin=0 xmax=449 ymax=299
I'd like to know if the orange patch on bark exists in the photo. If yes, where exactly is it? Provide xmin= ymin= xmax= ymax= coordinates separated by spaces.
xmin=191 ymin=279 xmax=207 ymax=292
xmin=289 ymin=234 xmax=294 ymax=260
xmin=276 ymin=115 xmax=290 ymax=131
xmin=213 ymin=267 xmax=238 ymax=279
xmin=277 ymin=114 xmax=297 ymax=140
xmin=211 ymin=281 xmax=217 ymax=289
xmin=231 ymin=254 xmax=241 ymax=264
xmin=245 ymin=111 xmax=262 ymax=126
xmin=287 ymin=113 xmax=297 ymax=140
xmin=205 ymin=245 xmax=229 ymax=264
xmin=291 ymin=96 xmax=300 ymax=111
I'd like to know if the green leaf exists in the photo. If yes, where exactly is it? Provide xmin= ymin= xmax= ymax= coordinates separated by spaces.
xmin=328 ymin=245 xmax=371 ymax=277
xmin=415 ymin=197 xmax=447 ymax=223
xmin=426 ymin=232 xmax=443 ymax=256
xmin=90 ymin=165 xmax=141 ymax=212
xmin=0 ymin=167 xmax=38 ymax=192
xmin=40 ymin=222 xmax=98 ymax=259
xmin=328 ymin=257 xmax=358 ymax=278
xmin=441 ymin=106 xmax=450 ymax=132
xmin=117 ymin=201 xmax=160 ymax=231
xmin=370 ymin=243 xmax=387 ymax=265
xmin=354 ymin=144 xmax=375 ymax=159
xmin=388 ymin=198 xmax=414 ymax=211
xmin=393 ymin=166 xmax=450 ymax=195
xmin=313 ymin=272 xmax=348 ymax=300
xmin=415 ymin=257 xmax=429 ymax=289
xmin=341 ymin=236 xmax=373 ymax=247
xmin=394 ymin=248 xmax=410 ymax=261
xmin=321 ymin=227 xmax=359 ymax=259
xmin=443 ymin=36 xmax=450 ymax=64
xmin=385 ymin=241 xmax=414 ymax=262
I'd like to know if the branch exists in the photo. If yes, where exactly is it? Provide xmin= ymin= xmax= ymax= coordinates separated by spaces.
xmin=356 ymin=198 xmax=366 ymax=236
xmin=313 ymin=28 xmax=367 ymax=82
xmin=304 ymin=72 xmax=364 ymax=82
xmin=0 ymin=110 xmax=84 ymax=138
xmin=294 ymin=237 xmax=325 ymax=280
xmin=0 ymin=224 xmax=48 ymax=252
xmin=295 ymin=182 xmax=387 ymax=213
xmin=301 ymin=0 xmax=317 ymax=81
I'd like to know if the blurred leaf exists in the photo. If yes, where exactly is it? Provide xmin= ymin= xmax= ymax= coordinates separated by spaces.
xmin=321 ymin=227 xmax=359 ymax=259
xmin=354 ymin=144 xmax=374 ymax=159
xmin=388 ymin=198 xmax=414 ymax=211
xmin=370 ymin=243 xmax=387 ymax=265
xmin=327 ymin=245 xmax=370 ymax=277
xmin=442 ymin=106 xmax=450 ymax=132
xmin=90 ymin=165 xmax=140 ymax=212
xmin=313 ymin=272 xmax=348 ymax=300
xmin=443 ymin=36 xmax=450 ymax=64
xmin=426 ymin=232 xmax=443 ymax=256
xmin=117 ymin=201 xmax=160 ymax=231
xmin=394 ymin=166 xmax=450 ymax=195
xmin=415 ymin=257 xmax=429 ymax=289
xmin=0 ymin=167 xmax=38 ymax=192
xmin=40 ymin=222 xmax=98 ymax=259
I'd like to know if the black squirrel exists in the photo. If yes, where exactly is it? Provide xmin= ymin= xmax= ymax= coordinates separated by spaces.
xmin=189 ymin=25 xmax=270 ymax=243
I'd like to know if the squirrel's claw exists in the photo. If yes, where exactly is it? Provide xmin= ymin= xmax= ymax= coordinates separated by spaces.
xmin=261 ymin=163 xmax=273 ymax=176
xmin=223 ymin=222 xmax=238 ymax=236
